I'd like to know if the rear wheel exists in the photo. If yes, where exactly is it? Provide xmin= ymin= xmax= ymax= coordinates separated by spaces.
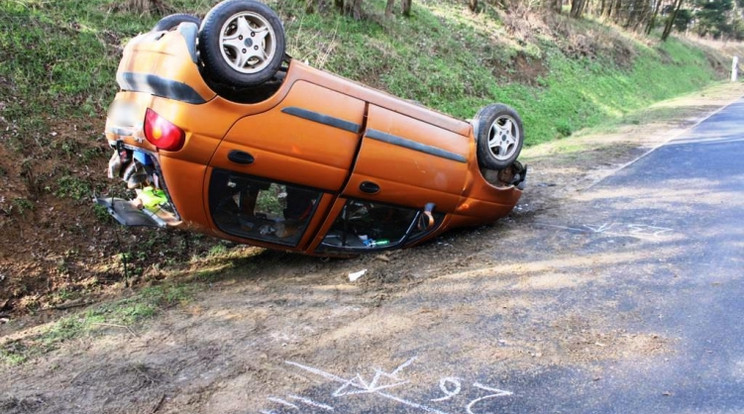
xmin=152 ymin=14 xmax=201 ymax=31
xmin=198 ymin=0 xmax=286 ymax=88
xmin=475 ymin=103 xmax=524 ymax=170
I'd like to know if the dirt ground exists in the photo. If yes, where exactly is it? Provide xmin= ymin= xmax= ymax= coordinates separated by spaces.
xmin=1 ymin=83 xmax=743 ymax=414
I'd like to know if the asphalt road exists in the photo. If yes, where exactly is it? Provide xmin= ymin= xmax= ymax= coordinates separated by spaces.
xmin=259 ymin=100 xmax=744 ymax=413
xmin=489 ymin=100 xmax=744 ymax=412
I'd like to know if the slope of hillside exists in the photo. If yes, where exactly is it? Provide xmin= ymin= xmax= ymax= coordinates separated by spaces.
xmin=0 ymin=0 xmax=735 ymax=316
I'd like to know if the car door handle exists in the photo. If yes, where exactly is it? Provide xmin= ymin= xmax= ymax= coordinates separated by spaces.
xmin=228 ymin=150 xmax=254 ymax=164
xmin=359 ymin=181 xmax=380 ymax=194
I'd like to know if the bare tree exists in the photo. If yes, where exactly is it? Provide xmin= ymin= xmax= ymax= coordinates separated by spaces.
xmin=570 ymin=0 xmax=586 ymax=17
xmin=350 ymin=0 xmax=364 ymax=19
xmin=613 ymin=0 xmax=622 ymax=22
xmin=602 ymin=0 xmax=615 ymax=18
xmin=402 ymin=0 xmax=412 ymax=17
xmin=661 ymin=0 xmax=683 ymax=40
xmin=386 ymin=0 xmax=395 ymax=16
xmin=645 ymin=0 xmax=662 ymax=34
xmin=633 ymin=0 xmax=652 ymax=31
xmin=553 ymin=0 xmax=563 ymax=14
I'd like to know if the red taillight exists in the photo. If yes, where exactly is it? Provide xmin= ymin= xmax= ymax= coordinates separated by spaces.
xmin=144 ymin=109 xmax=185 ymax=151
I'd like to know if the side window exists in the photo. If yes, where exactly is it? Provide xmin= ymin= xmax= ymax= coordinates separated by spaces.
xmin=318 ymin=200 xmax=418 ymax=252
xmin=209 ymin=169 xmax=320 ymax=246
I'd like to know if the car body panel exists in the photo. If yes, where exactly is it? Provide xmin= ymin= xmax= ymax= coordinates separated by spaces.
xmin=158 ymin=156 xmax=209 ymax=231
xmin=344 ymin=104 xmax=470 ymax=211
xmin=117 ymin=30 xmax=216 ymax=103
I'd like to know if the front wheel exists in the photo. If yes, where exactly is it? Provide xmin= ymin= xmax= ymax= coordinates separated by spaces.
xmin=474 ymin=103 xmax=524 ymax=170
xmin=198 ymin=0 xmax=286 ymax=88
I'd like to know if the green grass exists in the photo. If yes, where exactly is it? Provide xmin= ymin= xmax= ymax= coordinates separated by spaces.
xmin=279 ymin=1 xmax=720 ymax=145
xmin=55 ymin=175 xmax=92 ymax=199
xmin=500 ymin=38 xmax=717 ymax=144
xmin=0 ymin=283 xmax=193 ymax=365
xmin=11 ymin=197 xmax=35 ymax=215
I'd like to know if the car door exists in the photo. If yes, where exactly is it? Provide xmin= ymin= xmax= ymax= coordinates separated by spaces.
xmin=207 ymin=80 xmax=365 ymax=248
xmin=312 ymin=104 xmax=469 ymax=253
xmin=341 ymin=104 xmax=470 ymax=211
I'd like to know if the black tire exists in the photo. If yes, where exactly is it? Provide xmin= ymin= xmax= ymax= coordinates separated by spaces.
xmin=475 ymin=103 xmax=524 ymax=170
xmin=198 ymin=0 xmax=286 ymax=88
xmin=153 ymin=14 xmax=201 ymax=31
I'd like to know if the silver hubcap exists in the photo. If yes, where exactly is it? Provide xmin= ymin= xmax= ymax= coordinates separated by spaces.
xmin=219 ymin=12 xmax=276 ymax=74
xmin=487 ymin=115 xmax=520 ymax=161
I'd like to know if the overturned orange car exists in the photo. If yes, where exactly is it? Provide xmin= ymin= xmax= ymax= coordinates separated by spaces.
xmin=100 ymin=0 xmax=526 ymax=255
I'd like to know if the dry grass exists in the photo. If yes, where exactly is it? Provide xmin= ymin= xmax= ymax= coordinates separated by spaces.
xmin=676 ymin=35 xmax=744 ymax=77
xmin=109 ymin=0 xmax=174 ymax=16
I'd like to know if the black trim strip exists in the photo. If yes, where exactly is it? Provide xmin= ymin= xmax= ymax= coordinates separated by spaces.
xmin=281 ymin=107 xmax=361 ymax=133
xmin=117 ymin=72 xmax=206 ymax=104
xmin=366 ymin=129 xmax=467 ymax=163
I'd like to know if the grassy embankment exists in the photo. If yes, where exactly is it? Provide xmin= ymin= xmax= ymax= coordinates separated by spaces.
xmin=0 ymin=1 xmax=725 ymax=153
xmin=0 ymin=0 xmax=731 ymax=364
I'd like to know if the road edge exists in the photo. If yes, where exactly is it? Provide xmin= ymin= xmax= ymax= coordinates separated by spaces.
xmin=584 ymin=93 xmax=744 ymax=190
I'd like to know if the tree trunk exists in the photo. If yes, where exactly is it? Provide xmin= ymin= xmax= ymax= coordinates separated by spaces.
xmin=612 ymin=0 xmax=622 ymax=23
xmin=570 ymin=0 xmax=585 ymax=17
xmin=351 ymin=0 xmax=363 ymax=19
xmin=584 ymin=0 xmax=594 ymax=15
xmin=624 ymin=1 xmax=634 ymax=28
xmin=645 ymin=0 xmax=661 ymax=34
xmin=634 ymin=0 xmax=650 ymax=32
xmin=402 ymin=0 xmax=412 ymax=17
xmin=334 ymin=0 xmax=344 ymax=11
xmin=661 ymin=0 xmax=683 ymax=41
xmin=385 ymin=0 xmax=395 ymax=16
xmin=469 ymin=0 xmax=479 ymax=12
xmin=602 ymin=0 xmax=614 ymax=18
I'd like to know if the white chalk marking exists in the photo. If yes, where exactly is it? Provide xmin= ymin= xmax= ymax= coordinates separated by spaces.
xmin=332 ymin=374 xmax=368 ymax=397
xmin=627 ymin=224 xmax=673 ymax=236
xmin=466 ymin=383 xmax=513 ymax=414
xmin=431 ymin=377 xmax=462 ymax=402
xmin=332 ymin=366 xmax=410 ymax=396
xmin=285 ymin=360 xmax=347 ymax=383
xmin=334 ymin=370 xmax=408 ymax=396
xmin=267 ymin=397 xmax=299 ymax=410
xmin=288 ymin=394 xmax=334 ymax=411
xmin=285 ymin=359 xmax=449 ymax=414
xmin=535 ymin=222 xmax=588 ymax=233
xmin=535 ymin=222 xmax=674 ymax=240
xmin=390 ymin=356 xmax=417 ymax=376
xmin=473 ymin=382 xmax=513 ymax=397
xmin=333 ymin=356 xmax=416 ymax=396
xmin=584 ymin=222 xmax=612 ymax=233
